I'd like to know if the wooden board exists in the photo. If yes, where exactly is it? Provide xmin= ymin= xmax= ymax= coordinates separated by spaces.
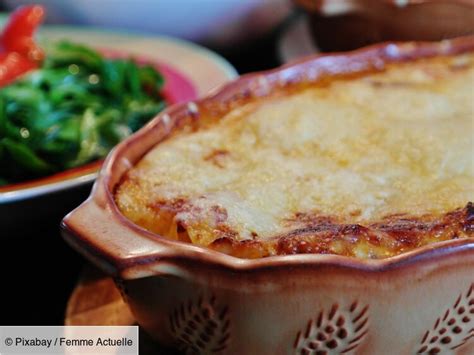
xmin=66 ymin=266 xmax=134 ymax=326
xmin=66 ymin=265 xmax=178 ymax=354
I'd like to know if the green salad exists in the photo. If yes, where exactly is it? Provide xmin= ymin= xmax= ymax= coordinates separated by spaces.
xmin=0 ymin=41 xmax=166 ymax=186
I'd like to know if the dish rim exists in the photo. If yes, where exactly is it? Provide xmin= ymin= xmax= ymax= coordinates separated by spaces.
xmin=62 ymin=36 xmax=474 ymax=278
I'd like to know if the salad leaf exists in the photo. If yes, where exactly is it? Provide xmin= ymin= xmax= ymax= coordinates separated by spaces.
xmin=0 ymin=41 xmax=166 ymax=184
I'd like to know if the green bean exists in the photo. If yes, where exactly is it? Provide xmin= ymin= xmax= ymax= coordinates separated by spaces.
xmin=0 ymin=41 xmax=166 ymax=184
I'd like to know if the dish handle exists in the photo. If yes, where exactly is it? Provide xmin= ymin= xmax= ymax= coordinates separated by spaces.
xmin=61 ymin=193 xmax=169 ymax=278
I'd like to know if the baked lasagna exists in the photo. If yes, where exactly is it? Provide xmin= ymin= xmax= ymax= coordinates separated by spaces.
xmin=115 ymin=49 xmax=474 ymax=259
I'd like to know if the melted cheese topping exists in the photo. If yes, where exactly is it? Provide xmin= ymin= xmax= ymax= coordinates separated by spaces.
xmin=116 ymin=53 xmax=474 ymax=258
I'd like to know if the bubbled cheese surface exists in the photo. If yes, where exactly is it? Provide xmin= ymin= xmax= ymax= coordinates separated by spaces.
xmin=115 ymin=53 xmax=474 ymax=258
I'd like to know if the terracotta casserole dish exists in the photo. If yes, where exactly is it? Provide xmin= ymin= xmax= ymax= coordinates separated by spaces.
xmin=62 ymin=37 xmax=474 ymax=354
xmin=295 ymin=0 xmax=474 ymax=52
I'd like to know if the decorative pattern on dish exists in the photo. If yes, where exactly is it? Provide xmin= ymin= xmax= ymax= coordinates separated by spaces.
xmin=169 ymin=295 xmax=230 ymax=354
xmin=417 ymin=284 xmax=474 ymax=354
xmin=294 ymin=301 xmax=369 ymax=354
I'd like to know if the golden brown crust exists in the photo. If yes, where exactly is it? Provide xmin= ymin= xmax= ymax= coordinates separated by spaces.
xmin=205 ymin=203 xmax=474 ymax=259
xmin=114 ymin=40 xmax=474 ymax=260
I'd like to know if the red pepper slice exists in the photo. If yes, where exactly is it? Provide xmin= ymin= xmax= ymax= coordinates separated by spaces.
xmin=0 ymin=5 xmax=45 ymax=87
xmin=0 ymin=52 xmax=38 ymax=86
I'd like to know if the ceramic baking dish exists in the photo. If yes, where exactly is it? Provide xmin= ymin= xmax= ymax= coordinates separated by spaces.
xmin=62 ymin=37 xmax=474 ymax=354
xmin=295 ymin=0 xmax=474 ymax=52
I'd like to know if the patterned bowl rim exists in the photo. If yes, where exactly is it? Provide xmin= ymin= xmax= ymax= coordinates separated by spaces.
xmin=62 ymin=36 xmax=474 ymax=279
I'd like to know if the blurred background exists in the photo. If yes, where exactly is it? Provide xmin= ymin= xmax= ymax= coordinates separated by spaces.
xmin=0 ymin=0 xmax=293 ymax=73
xmin=2 ymin=0 xmax=473 ymax=71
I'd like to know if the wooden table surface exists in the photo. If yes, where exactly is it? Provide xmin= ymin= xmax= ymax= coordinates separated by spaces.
xmin=66 ymin=265 xmax=180 ymax=354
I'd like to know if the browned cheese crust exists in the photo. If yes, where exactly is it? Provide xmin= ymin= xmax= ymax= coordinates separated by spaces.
xmin=115 ymin=51 xmax=474 ymax=259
